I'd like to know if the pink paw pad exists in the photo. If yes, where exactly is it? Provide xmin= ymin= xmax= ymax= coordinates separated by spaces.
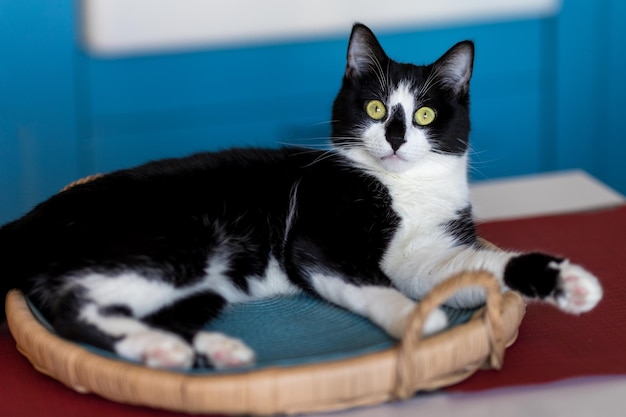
xmin=115 ymin=330 xmax=195 ymax=369
xmin=555 ymin=262 xmax=603 ymax=314
xmin=193 ymin=332 xmax=256 ymax=370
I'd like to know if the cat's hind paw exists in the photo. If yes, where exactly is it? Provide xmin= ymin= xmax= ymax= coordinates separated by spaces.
xmin=551 ymin=260 xmax=603 ymax=314
xmin=193 ymin=332 xmax=256 ymax=370
xmin=115 ymin=330 xmax=195 ymax=369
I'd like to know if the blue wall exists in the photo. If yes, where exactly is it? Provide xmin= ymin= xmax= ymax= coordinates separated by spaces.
xmin=1 ymin=0 xmax=625 ymax=224
xmin=554 ymin=0 xmax=626 ymax=186
xmin=0 ymin=1 xmax=79 ymax=223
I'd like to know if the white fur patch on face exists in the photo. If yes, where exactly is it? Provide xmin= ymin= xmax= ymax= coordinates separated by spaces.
xmin=343 ymin=82 xmax=433 ymax=173
xmin=388 ymin=82 xmax=415 ymax=117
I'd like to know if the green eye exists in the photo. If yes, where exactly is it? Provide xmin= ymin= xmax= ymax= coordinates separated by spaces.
xmin=365 ymin=100 xmax=387 ymax=120
xmin=414 ymin=106 xmax=436 ymax=126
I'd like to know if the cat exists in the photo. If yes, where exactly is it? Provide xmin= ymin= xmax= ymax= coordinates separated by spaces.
xmin=0 ymin=23 xmax=602 ymax=370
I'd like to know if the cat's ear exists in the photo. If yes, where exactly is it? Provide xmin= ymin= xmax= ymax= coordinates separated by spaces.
xmin=433 ymin=41 xmax=474 ymax=97
xmin=345 ymin=23 xmax=388 ymax=79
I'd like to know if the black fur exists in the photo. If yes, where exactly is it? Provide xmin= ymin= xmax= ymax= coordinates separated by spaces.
xmin=504 ymin=253 xmax=564 ymax=298
xmin=0 ymin=148 xmax=398 ymax=331
xmin=284 ymin=163 xmax=399 ymax=288
xmin=444 ymin=206 xmax=477 ymax=246
xmin=386 ymin=105 xmax=407 ymax=151
xmin=144 ymin=291 xmax=227 ymax=341
xmin=50 ymin=288 xmax=122 ymax=350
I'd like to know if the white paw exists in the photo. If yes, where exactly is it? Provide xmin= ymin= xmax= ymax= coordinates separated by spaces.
xmin=193 ymin=332 xmax=256 ymax=370
xmin=115 ymin=330 xmax=195 ymax=369
xmin=422 ymin=307 xmax=449 ymax=336
xmin=551 ymin=260 xmax=603 ymax=314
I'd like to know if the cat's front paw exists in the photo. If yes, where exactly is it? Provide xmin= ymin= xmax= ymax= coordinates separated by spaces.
xmin=504 ymin=253 xmax=602 ymax=314
xmin=193 ymin=332 xmax=256 ymax=370
xmin=422 ymin=307 xmax=449 ymax=336
xmin=551 ymin=260 xmax=603 ymax=314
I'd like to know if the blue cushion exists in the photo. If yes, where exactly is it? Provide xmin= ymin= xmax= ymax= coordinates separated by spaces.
xmin=28 ymin=294 xmax=476 ymax=374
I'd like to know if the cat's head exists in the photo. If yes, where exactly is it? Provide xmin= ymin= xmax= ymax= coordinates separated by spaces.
xmin=331 ymin=24 xmax=474 ymax=173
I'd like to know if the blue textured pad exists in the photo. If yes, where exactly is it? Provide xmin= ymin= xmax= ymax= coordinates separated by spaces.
xmin=28 ymin=295 xmax=476 ymax=374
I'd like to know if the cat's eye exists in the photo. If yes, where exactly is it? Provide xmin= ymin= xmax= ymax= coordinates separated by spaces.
xmin=414 ymin=106 xmax=436 ymax=126
xmin=365 ymin=100 xmax=387 ymax=120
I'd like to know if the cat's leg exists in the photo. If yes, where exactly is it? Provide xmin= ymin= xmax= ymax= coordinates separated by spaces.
xmin=52 ymin=287 xmax=254 ymax=369
xmin=143 ymin=291 xmax=255 ymax=369
xmin=308 ymin=273 xmax=448 ymax=339
xmin=503 ymin=253 xmax=602 ymax=313
xmin=52 ymin=299 xmax=196 ymax=369
xmin=398 ymin=245 xmax=602 ymax=313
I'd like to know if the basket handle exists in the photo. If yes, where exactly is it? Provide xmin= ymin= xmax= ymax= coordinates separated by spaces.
xmin=394 ymin=270 xmax=505 ymax=399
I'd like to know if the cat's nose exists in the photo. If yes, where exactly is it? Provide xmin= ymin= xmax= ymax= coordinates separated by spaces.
xmin=386 ymin=134 xmax=406 ymax=152
xmin=385 ymin=107 xmax=406 ymax=151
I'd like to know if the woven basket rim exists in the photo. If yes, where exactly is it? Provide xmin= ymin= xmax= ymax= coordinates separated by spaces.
xmin=6 ymin=271 xmax=525 ymax=415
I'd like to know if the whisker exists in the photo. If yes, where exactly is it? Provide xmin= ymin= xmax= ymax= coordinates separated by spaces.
xmin=279 ymin=144 xmax=332 ymax=152
xmin=308 ymin=120 xmax=339 ymax=126
xmin=366 ymin=51 xmax=387 ymax=92
xmin=301 ymin=149 xmax=343 ymax=168
xmin=418 ymin=64 xmax=446 ymax=98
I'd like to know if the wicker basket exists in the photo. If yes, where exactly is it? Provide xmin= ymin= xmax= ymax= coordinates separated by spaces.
xmin=5 ymin=175 xmax=525 ymax=414
xmin=6 ymin=270 xmax=524 ymax=415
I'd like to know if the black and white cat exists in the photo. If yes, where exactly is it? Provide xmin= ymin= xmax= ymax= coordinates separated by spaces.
xmin=0 ymin=24 xmax=602 ymax=370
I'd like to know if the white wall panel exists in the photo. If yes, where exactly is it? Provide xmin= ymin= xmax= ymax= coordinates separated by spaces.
xmin=81 ymin=0 xmax=560 ymax=56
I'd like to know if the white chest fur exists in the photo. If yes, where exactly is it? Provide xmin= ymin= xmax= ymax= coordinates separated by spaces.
xmin=374 ymin=153 xmax=472 ymax=298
